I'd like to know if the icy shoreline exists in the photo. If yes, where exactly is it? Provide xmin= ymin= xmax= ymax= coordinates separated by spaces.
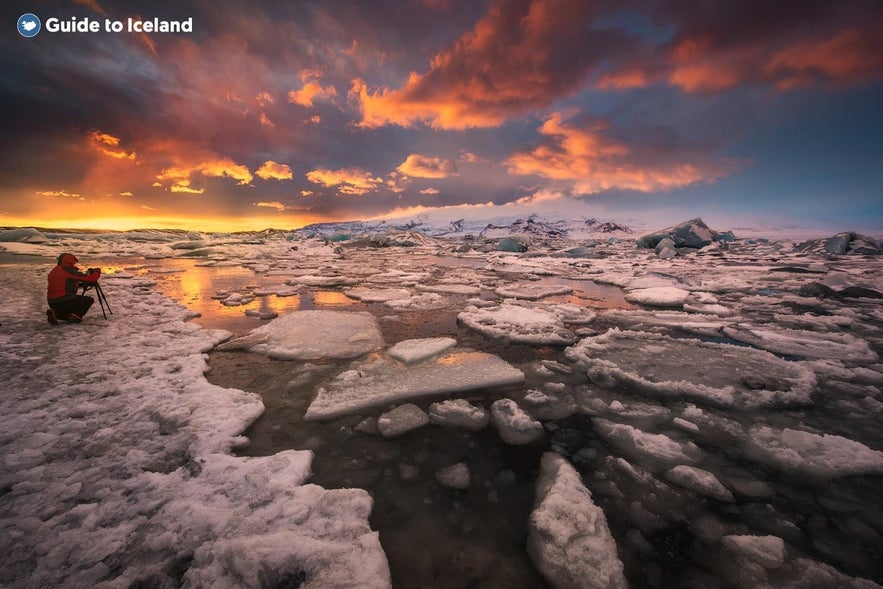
xmin=0 ymin=266 xmax=390 ymax=588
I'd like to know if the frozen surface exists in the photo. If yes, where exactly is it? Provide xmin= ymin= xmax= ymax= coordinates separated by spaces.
xmin=664 ymin=465 xmax=735 ymax=502
xmin=377 ymin=403 xmax=430 ymax=437
xmin=566 ymin=329 xmax=817 ymax=409
xmin=741 ymin=426 xmax=883 ymax=481
xmin=721 ymin=534 xmax=786 ymax=569
xmin=304 ymin=350 xmax=524 ymax=420
xmin=528 ymin=453 xmax=627 ymax=589
xmin=216 ymin=310 xmax=384 ymax=360
xmin=592 ymin=418 xmax=703 ymax=471
xmin=723 ymin=324 xmax=878 ymax=361
xmin=428 ymin=399 xmax=490 ymax=430
xmin=387 ymin=337 xmax=457 ymax=364
xmin=624 ymin=286 xmax=691 ymax=307
xmin=491 ymin=399 xmax=545 ymax=445
xmin=0 ymin=267 xmax=390 ymax=589
xmin=458 ymin=303 xmax=577 ymax=345
xmin=495 ymin=282 xmax=573 ymax=300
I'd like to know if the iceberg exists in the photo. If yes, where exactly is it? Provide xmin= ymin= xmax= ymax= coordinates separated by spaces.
xmin=636 ymin=217 xmax=721 ymax=249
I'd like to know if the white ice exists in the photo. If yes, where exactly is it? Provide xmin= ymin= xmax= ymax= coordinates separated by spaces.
xmin=624 ymin=286 xmax=691 ymax=307
xmin=387 ymin=337 xmax=457 ymax=364
xmin=304 ymin=350 xmax=524 ymax=420
xmin=741 ymin=425 xmax=883 ymax=481
xmin=458 ymin=303 xmax=577 ymax=345
xmin=428 ymin=399 xmax=490 ymax=430
xmin=216 ymin=310 xmax=384 ymax=360
xmin=490 ymin=399 xmax=545 ymax=445
xmin=591 ymin=418 xmax=703 ymax=471
xmin=0 ymin=267 xmax=390 ymax=589
xmin=723 ymin=324 xmax=878 ymax=361
xmin=664 ymin=465 xmax=735 ymax=502
xmin=527 ymin=453 xmax=627 ymax=589
xmin=566 ymin=329 xmax=816 ymax=409
xmin=377 ymin=404 xmax=430 ymax=437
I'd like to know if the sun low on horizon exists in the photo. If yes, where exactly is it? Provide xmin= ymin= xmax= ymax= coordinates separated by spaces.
xmin=2 ymin=0 xmax=882 ymax=235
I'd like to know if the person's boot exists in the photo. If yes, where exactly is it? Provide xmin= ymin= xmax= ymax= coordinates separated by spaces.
xmin=66 ymin=313 xmax=82 ymax=323
xmin=46 ymin=308 xmax=58 ymax=325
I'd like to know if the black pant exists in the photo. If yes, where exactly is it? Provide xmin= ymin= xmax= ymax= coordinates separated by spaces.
xmin=49 ymin=295 xmax=94 ymax=319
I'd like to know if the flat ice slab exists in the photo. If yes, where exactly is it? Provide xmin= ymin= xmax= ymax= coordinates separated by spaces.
xmin=216 ymin=310 xmax=384 ymax=360
xmin=565 ymin=329 xmax=816 ymax=409
xmin=742 ymin=425 xmax=883 ymax=481
xmin=304 ymin=350 xmax=525 ymax=420
xmin=388 ymin=337 xmax=457 ymax=364
xmin=458 ymin=303 xmax=577 ymax=345
xmin=528 ymin=453 xmax=627 ymax=589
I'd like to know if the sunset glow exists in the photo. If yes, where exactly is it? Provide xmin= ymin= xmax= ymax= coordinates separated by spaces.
xmin=2 ymin=0 xmax=882 ymax=232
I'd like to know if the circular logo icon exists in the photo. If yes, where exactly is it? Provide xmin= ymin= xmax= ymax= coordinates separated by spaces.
xmin=18 ymin=13 xmax=41 ymax=38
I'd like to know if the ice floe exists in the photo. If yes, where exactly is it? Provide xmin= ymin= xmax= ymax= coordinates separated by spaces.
xmin=528 ymin=453 xmax=627 ymax=589
xmin=304 ymin=350 xmax=524 ymax=420
xmin=387 ymin=337 xmax=457 ymax=364
xmin=216 ymin=310 xmax=384 ymax=359
xmin=741 ymin=425 xmax=883 ymax=481
xmin=428 ymin=399 xmax=490 ymax=430
xmin=458 ymin=303 xmax=577 ymax=345
xmin=491 ymin=399 xmax=545 ymax=445
xmin=723 ymin=324 xmax=878 ymax=361
xmin=592 ymin=418 xmax=703 ymax=471
xmin=566 ymin=329 xmax=817 ymax=409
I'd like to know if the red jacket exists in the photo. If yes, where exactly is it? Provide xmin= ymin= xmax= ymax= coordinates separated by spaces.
xmin=47 ymin=264 xmax=101 ymax=302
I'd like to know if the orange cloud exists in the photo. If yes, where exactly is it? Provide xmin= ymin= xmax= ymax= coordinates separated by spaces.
xmin=256 ymin=160 xmax=293 ymax=181
xmin=254 ymin=201 xmax=288 ymax=211
xmin=289 ymin=72 xmax=338 ymax=108
xmin=397 ymin=154 xmax=458 ymax=178
xmin=158 ymin=157 xmax=253 ymax=188
xmin=306 ymin=167 xmax=383 ymax=195
xmin=766 ymin=27 xmax=883 ymax=89
xmin=169 ymin=179 xmax=204 ymax=194
xmin=355 ymin=0 xmax=604 ymax=129
xmin=35 ymin=189 xmax=82 ymax=199
xmin=506 ymin=112 xmax=739 ymax=193
xmin=89 ymin=131 xmax=136 ymax=160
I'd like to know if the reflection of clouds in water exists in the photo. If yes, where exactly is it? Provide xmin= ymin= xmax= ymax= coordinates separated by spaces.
xmin=137 ymin=258 xmax=361 ymax=334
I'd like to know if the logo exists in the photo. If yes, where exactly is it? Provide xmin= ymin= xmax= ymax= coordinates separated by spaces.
xmin=18 ymin=13 xmax=41 ymax=37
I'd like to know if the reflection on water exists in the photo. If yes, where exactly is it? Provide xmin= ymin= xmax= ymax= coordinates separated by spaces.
xmin=133 ymin=258 xmax=359 ymax=334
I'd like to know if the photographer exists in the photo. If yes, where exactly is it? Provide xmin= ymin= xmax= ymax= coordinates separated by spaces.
xmin=46 ymin=253 xmax=101 ymax=324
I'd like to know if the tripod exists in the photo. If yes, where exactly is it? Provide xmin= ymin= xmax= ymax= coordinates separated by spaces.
xmin=81 ymin=282 xmax=113 ymax=320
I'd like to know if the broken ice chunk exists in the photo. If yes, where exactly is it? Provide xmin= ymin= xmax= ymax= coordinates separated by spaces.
xmin=387 ymin=338 xmax=457 ymax=364
xmin=490 ymin=399 xmax=545 ymax=445
xmin=428 ymin=399 xmax=489 ymax=430
xmin=377 ymin=404 xmax=429 ymax=437
xmin=592 ymin=418 xmax=702 ymax=471
xmin=304 ymin=351 xmax=524 ymax=420
xmin=216 ymin=311 xmax=383 ymax=360
xmin=528 ymin=453 xmax=627 ymax=589
xmin=741 ymin=425 xmax=883 ymax=481
xmin=664 ymin=465 xmax=735 ymax=502
xmin=458 ymin=303 xmax=576 ymax=345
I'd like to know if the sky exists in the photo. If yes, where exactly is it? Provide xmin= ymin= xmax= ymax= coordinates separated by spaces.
xmin=2 ymin=0 xmax=882 ymax=233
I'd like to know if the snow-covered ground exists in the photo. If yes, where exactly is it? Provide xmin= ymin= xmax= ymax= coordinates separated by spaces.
xmin=1 ymin=220 xmax=882 ymax=588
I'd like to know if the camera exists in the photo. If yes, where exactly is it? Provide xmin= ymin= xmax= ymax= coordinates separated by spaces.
xmin=87 ymin=267 xmax=99 ymax=273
